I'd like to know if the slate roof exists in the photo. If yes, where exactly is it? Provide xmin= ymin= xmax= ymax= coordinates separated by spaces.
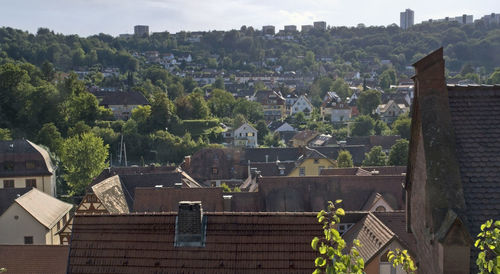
xmin=248 ymin=161 xmax=296 ymax=177
xmin=15 ymin=188 xmax=73 ymax=229
xmin=0 ymin=139 xmax=54 ymax=177
xmin=0 ymin=188 xmax=31 ymax=216
xmin=447 ymin=85 xmax=500 ymax=239
xmin=68 ymin=212 xmax=321 ymax=273
xmin=292 ymin=130 xmax=319 ymax=142
xmin=133 ymin=187 xmax=224 ymax=212
xmin=0 ymin=245 xmax=69 ymax=274
xmin=320 ymin=167 xmax=372 ymax=176
xmin=97 ymin=91 xmax=149 ymax=106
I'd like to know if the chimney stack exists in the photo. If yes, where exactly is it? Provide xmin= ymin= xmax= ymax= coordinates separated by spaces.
xmin=175 ymin=201 xmax=205 ymax=247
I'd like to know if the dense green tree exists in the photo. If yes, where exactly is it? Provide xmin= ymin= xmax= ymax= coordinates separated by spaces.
xmin=213 ymin=77 xmax=225 ymax=90
xmin=0 ymin=128 xmax=12 ymax=141
xmin=232 ymin=99 xmax=264 ymax=123
xmin=374 ymin=119 xmax=390 ymax=135
xmin=487 ymin=69 xmax=500 ymax=84
xmin=263 ymin=132 xmax=284 ymax=147
xmin=388 ymin=139 xmax=409 ymax=166
xmin=331 ymin=78 xmax=351 ymax=100
xmin=357 ymin=90 xmax=381 ymax=115
xmin=60 ymin=132 xmax=109 ymax=196
xmin=208 ymin=89 xmax=235 ymax=117
xmin=255 ymin=120 xmax=269 ymax=144
xmin=36 ymin=123 xmax=63 ymax=153
xmin=337 ymin=150 xmax=354 ymax=168
xmin=379 ymin=69 xmax=397 ymax=89
xmin=362 ymin=146 xmax=387 ymax=166
xmin=351 ymin=115 xmax=375 ymax=137
xmin=392 ymin=115 xmax=411 ymax=139
xmin=150 ymin=92 xmax=177 ymax=131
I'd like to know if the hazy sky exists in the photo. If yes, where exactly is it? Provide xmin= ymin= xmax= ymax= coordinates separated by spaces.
xmin=1 ymin=0 xmax=499 ymax=36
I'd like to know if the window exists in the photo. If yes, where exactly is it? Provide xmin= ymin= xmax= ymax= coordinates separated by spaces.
xmin=24 ymin=236 xmax=33 ymax=245
xmin=247 ymin=132 xmax=254 ymax=137
xmin=212 ymin=167 xmax=218 ymax=175
xmin=26 ymin=179 xmax=36 ymax=188
xmin=318 ymin=166 xmax=325 ymax=175
xmin=3 ymin=180 xmax=14 ymax=188
xmin=314 ymin=159 xmax=319 ymax=164
xmin=3 ymin=162 xmax=14 ymax=171
xmin=299 ymin=167 xmax=305 ymax=176
xmin=25 ymin=161 xmax=36 ymax=169
xmin=375 ymin=206 xmax=386 ymax=212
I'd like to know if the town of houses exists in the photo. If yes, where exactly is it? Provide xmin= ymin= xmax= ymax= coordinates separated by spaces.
xmin=1 ymin=10 xmax=500 ymax=273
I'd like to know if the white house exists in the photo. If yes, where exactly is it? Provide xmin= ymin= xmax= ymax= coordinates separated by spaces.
xmin=290 ymin=95 xmax=313 ymax=117
xmin=233 ymin=123 xmax=258 ymax=148
xmin=321 ymin=92 xmax=352 ymax=122
xmin=0 ymin=188 xmax=72 ymax=245
xmin=375 ymin=100 xmax=409 ymax=124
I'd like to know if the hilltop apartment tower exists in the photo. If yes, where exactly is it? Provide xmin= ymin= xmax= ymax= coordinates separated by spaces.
xmin=400 ymin=9 xmax=414 ymax=30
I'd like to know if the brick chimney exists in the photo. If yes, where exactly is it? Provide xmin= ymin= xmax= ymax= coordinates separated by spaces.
xmin=182 ymin=155 xmax=191 ymax=171
xmin=175 ymin=201 xmax=205 ymax=247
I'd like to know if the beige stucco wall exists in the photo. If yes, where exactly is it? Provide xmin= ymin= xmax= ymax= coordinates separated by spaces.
xmin=0 ymin=175 xmax=56 ymax=197
xmin=288 ymin=158 xmax=335 ymax=176
xmin=0 ymin=203 xmax=47 ymax=245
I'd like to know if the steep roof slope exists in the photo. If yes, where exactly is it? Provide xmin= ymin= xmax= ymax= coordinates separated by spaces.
xmin=15 ymin=188 xmax=73 ymax=228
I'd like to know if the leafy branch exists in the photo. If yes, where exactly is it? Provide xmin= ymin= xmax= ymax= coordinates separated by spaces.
xmin=387 ymin=249 xmax=417 ymax=274
xmin=475 ymin=219 xmax=500 ymax=273
xmin=311 ymin=200 xmax=364 ymax=274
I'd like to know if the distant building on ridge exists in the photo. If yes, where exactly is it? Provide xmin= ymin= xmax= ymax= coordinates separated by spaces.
xmin=134 ymin=25 xmax=149 ymax=37
xmin=400 ymin=9 xmax=414 ymax=30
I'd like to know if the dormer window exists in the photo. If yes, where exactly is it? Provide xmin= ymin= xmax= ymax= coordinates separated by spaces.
xmin=174 ymin=202 xmax=206 ymax=247
xmin=314 ymin=159 xmax=319 ymax=164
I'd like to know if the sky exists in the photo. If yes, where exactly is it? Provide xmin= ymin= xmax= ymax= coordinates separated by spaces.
xmin=1 ymin=0 xmax=499 ymax=37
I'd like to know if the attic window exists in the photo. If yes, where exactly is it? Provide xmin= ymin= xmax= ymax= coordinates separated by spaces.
xmin=3 ymin=162 xmax=14 ymax=171
xmin=212 ymin=167 xmax=218 ymax=174
xmin=174 ymin=202 xmax=206 ymax=247
xmin=314 ymin=159 xmax=319 ymax=164
xmin=25 ymin=161 xmax=36 ymax=169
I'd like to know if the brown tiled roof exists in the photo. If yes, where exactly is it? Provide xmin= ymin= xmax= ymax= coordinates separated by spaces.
xmin=133 ymin=187 xmax=224 ymax=212
xmin=0 ymin=139 xmax=53 ymax=177
xmin=257 ymin=175 xmax=405 ymax=212
xmin=447 ymin=85 xmax=500 ymax=239
xmin=292 ymin=130 xmax=319 ymax=142
xmin=68 ymin=212 xmax=321 ymax=273
xmin=373 ymin=211 xmax=417 ymax=257
xmin=98 ymin=91 xmax=150 ymax=106
xmin=0 ymin=245 xmax=69 ymax=274
xmin=343 ymin=213 xmax=395 ymax=263
xmin=320 ymin=167 xmax=372 ymax=176
xmin=362 ymin=166 xmax=407 ymax=176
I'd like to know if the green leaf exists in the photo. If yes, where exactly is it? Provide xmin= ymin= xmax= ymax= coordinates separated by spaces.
xmin=313 ymin=269 xmax=321 ymax=274
xmin=319 ymin=244 xmax=327 ymax=255
xmin=315 ymin=257 xmax=326 ymax=267
xmin=335 ymin=199 xmax=342 ymax=204
xmin=336 ymin=208 xmax=345 ymax=216
xmin=475 ymin=239 xmax=481 ymax=247
xmin=311 ymin=237 xmax=319 ymax=250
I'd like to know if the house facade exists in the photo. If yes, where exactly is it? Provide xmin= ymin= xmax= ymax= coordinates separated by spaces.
xmin=290 ymin=95 xmax=313 ymax=117
xmin=375 ymin=100 xmax=409 ymax=124
xmin=0 ymin=188 xmax=72 ymax=245
xmin=288 ymin=147 xmax=336 ymax=176
xmin=233 ymin=122 xmax=258 ymax=148
xmin=0 ymin=139 xmax=57 ymax=197
xmin=253 ymin=90 xmax=287 ymax=121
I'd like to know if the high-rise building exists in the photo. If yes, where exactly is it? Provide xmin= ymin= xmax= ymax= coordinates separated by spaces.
xmin=313 ymin=21 xmax=327 ymax=30
xmin=262 ymin=25 xmax=275 ymax=35
xmin=284 ymin=25 xmax=297 ymax=32
xmin=400 ymin=9 xmax=414 ymax=30
xmin=134 ymin=25 xmax=149 ymax=37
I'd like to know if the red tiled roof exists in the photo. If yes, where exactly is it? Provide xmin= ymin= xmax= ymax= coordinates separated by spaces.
xmin=0 ymin=245 xmax=69 ymax=274
xmin=68 ymin=212 xmax=321 ymax=273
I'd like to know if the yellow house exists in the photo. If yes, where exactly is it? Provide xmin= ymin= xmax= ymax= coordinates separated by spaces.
xmin=288 ymin=147 xmax=337 ymax=176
